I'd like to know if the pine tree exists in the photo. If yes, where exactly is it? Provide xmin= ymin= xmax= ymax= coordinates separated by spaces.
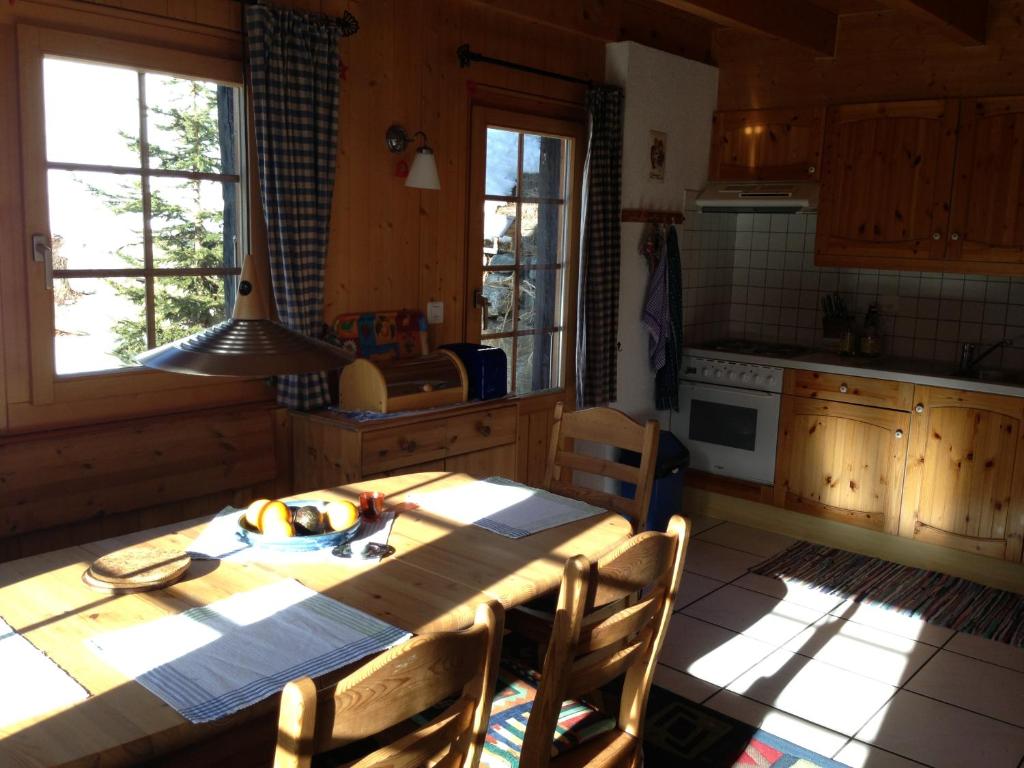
xmin=87 ymin=78 xmax=232 ymax=364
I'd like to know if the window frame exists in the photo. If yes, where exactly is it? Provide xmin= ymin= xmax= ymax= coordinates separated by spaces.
xmin=466 ymin=104 xmax=586 ymax=399
xmin=15 ymin=25 xmax=268 ymax=427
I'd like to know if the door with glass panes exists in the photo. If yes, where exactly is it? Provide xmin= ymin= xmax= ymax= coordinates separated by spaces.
xmin=467 ymin=106 xmax=583 ymax=397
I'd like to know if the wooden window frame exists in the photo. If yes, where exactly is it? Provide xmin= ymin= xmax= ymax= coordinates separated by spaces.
xmin=466 ymin=104 xmax=585 ymax=400
xmin=12 ymin=25 xmax=269 ymax=431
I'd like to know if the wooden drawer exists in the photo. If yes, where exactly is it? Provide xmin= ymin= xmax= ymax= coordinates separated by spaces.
xmin=785 ymin=369 xmax=913 ymax=411
xmin=361 ymin=422 xmax=448 ymax=474
xmin=445 ymin=406 xmax=516 ymax=458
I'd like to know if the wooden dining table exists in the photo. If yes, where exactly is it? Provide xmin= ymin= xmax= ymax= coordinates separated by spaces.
xmin=0 ymin=471 xmax=632 ymax=768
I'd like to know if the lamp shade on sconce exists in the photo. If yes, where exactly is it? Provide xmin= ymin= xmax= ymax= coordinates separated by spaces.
xmin=406 ymin=147 xmax=441 ymax=190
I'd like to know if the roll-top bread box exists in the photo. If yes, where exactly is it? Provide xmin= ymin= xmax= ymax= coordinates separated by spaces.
xmin=339 ymin=350 xmax=469 ymax=412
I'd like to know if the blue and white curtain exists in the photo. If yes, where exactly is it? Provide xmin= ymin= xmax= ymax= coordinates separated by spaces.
xmin=576 ymin=85 xmax=624 ymax=407
xmin=245 ymin=4 xmax=357 ymax=410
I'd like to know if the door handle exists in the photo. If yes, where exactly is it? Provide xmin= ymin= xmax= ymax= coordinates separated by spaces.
xmin=895 ymin=429 xmax=903 ymax=439
xmin=32 ymin=234 xmax=53 ymax=291
xmin=914 ymin=404 xmax=924 ymax=414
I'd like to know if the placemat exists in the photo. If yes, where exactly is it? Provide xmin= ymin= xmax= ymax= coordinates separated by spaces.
xmin=85 ymin=580 xmax=409 ymax=723
xmin=187 ymin=506 xmax=395 ymax=564
xmin=1 ymin=617 xmax=89 ymax=728
xmin=409 ymin=477 xmax=606 ymax=538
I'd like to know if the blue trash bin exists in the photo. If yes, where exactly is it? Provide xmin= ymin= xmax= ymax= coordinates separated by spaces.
xmin=618 ymin=432 xmax=690 ymax=532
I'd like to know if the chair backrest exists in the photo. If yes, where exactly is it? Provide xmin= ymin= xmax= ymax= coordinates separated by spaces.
xmin=518 ymin=516 xmax=690 ymax=768
xmin=273 ymin=601 xmax=504 ymax=768
xmin=544 ymin=402 xmax=660 ymax=531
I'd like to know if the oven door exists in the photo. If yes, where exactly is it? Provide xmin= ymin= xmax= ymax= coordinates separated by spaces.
xmin=675 ymin=381 xmax=780 ymax=485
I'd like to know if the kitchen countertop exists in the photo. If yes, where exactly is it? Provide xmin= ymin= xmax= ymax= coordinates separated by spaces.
xmin=683 ymin=345 xmax=1024 ymax=398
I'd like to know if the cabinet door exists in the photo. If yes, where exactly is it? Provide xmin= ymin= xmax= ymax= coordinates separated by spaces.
xmin=708 ymin=107 xmax=824 ymax=181
xmin=948 ymin=96 xmax=1024 ymax=267
xmin=816 ymin=100 xmax=959 ymax=267
xmin=899 ymin=387 xmax=1024 ymax=560
xmin=774 ymin=396 xmax=909 ymax=533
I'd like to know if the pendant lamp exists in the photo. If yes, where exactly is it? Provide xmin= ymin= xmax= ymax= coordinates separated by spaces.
xmin=137 ymin=252 xmax=352 ymax=377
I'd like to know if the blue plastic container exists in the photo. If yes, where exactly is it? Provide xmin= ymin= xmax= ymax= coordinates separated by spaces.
xmin=619 ymin=431 xmax=690 ymax=532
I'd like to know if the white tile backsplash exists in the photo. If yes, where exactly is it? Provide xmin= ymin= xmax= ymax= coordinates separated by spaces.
xmin=680 ymin=210 xmax=1024 ymax=370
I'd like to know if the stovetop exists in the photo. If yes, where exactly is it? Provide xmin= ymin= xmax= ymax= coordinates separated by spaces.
xmin=697 ymin=339 xmax=809 ymax=359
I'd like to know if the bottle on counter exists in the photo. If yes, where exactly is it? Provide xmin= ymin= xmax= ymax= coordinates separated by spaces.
xmin=859 ymin=304 xmax=883 ymax=357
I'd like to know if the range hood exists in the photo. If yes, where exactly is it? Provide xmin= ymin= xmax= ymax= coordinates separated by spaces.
xmin=695 ymin=181 xmax=818 ymax=214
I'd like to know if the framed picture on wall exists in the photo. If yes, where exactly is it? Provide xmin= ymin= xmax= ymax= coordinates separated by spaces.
xmin=649 ymin=130 xmax=666 ymax=181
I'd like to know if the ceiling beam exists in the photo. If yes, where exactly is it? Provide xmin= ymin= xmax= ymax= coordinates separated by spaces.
xmin=881 ymin=0 xmax=988 ymax=45
xmin=657 ymin=0 xmax=838 ymax=57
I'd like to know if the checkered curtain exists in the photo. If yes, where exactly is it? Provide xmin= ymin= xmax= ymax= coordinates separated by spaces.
xmin=576 ymin=86 xmax=624 ymax=407
xmin=245 ymin=5 xmax=355 ymax=410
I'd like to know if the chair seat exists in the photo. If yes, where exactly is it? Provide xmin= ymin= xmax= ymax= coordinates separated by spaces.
xmin=481 ymin=662 xmax=617 ymax=768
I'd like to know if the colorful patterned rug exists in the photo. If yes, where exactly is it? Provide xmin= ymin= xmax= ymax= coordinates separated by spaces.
xmin=643 ymin=684 xmax=849 ymax=767
xmin=752 ymin=542 xmax=1024 ymax=648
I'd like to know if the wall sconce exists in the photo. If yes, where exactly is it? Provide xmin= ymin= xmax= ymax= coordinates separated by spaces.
xmin=386 ymin=124 xmax=440 ymax=190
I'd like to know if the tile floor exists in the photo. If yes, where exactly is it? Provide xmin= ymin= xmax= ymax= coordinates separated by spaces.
xmin=655 ymin=517 xmax=1024 ymax=768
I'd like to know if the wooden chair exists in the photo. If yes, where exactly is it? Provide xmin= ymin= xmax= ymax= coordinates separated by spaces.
xmin=273 ymin=601 xmax=504 ymax=768
xmin=545 ymin=402 xmax=660 ymax=532
xmin=482 ymin=516 xmax=691 ymax=768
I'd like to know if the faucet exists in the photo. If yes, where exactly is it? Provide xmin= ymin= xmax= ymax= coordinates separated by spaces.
xmin=957 ymin=338 xmax=1014 ymax=376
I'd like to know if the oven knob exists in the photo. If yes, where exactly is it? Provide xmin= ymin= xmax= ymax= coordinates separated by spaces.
xmin=741 ymin=372 xmax=752 ymax=382
xmin=715 ymin=370 xmax=724 ymax=378
xmin=728 ymin=371 xmax=738 ymax=380
xmin=766 ymin=375 xmax=775 ymax=385
xmin=702 ymin=368 xmax=711 ymax=377
xmin=754 ymin=374 xmax=763 ymax=384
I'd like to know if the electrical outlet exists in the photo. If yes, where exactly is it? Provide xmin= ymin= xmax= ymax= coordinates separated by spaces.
xmin=427 ymin=301 xmax=444 ymax=325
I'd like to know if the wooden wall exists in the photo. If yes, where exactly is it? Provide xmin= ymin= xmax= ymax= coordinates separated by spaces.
xmin=714 ymin=0 xmax=1024 ymax=110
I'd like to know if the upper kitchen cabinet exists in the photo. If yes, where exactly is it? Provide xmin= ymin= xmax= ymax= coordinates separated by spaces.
xmin=899 ymin=386 xmax=1024 ymax=562
xmin=816 ymin=100 xmax=959 ymax=269
xmin=708 ymin=107 xmax=824 ymax=181
xmin=948 ymin=97 xmax=1024 ymax=268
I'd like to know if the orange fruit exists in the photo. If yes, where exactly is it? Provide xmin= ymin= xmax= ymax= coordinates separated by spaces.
xmin=324 ymin=500 xmax=359 ymax=532
xmin=259 ymin=501 xmax=291 ymax=530
xmin=244 ymin=498 xmax=272 ymax=529
xmin=261 ymin=516 xmax=295 ymax=539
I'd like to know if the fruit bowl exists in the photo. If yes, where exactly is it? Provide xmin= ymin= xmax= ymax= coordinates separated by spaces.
xmin=236 ymin=499 xmax=362 ymax=552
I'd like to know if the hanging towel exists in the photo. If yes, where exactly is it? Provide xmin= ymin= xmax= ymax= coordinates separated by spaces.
xmin=641 ymin=226 xmax=670 ymax=374
xmin=655 ymin=226 xmax=682 ymax=411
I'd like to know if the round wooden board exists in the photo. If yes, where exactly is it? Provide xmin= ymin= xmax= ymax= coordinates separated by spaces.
xmin=83 ymin=544 xmax=191 ymax=594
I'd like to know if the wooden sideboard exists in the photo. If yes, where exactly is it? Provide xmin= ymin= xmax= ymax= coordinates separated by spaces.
xmin=291 ymin=400 xmax=519 ymax=492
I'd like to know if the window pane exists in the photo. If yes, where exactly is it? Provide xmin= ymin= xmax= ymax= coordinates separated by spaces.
xmin=485 ymin=128 xmax=519 ymax=196
xmin=515 ymin=332 xmax=558 ymax=394
xmin=48 ymin=170 xmax=145 ymax=271
xmin=517 ymin=268 xmax=561 ymax=330
xmin=520 ymin=202 xmax=564 ymax=266
xmin=54 ymin=277 xmax=146 ymax=374
xmin=146 ymin=75 xmax=238 ymax=174
xmin=482 ymin=270 xmax=514 ymax=334
xmin=44 ymin=58 xmax=140 ymax=167
xmin=521 ymin=134 xmax=566 ymax=198
xmin=149 ymin=177 xmax=240 ymax=269
xmin=483 ymin=200 xmax=517 ymax=268
xmin=153 ymin=275 xmax=231 ymax=349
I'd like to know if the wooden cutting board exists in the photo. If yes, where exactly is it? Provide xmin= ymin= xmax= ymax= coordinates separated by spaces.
xmin=83 ymin=544 xmax=191 ymax=594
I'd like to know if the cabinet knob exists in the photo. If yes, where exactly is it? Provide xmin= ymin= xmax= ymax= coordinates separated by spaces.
xmin=950 ymin=232 xmax=960 ymax=241
xmin=839 ymin=383 xmax=849 ymax=393
xmin=400 ymin=439 xmax=418 ymax=452
xmin=477 ymin=423 xmax=492 ymax=437
xmin=915 ymin=404 xmax=924 ymax=414
xmin=932 ymin=232 xmax=941 ymax=240
xmin=895 ymin=429 xmax=903 ymax=439
xmin=807 ymin=165 xmax=816 ymax=175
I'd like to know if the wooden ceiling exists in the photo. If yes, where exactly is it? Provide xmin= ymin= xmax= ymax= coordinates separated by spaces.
xmin=656 ymin=0 xmax=989 ymax=56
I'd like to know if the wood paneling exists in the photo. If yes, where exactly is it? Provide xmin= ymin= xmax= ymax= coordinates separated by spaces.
xmin=816 ymin=100 xmax=959 ymax=267
xmin=774 ymin=395 xmax=909 ymax=533
xmin=714 ymin=0 xmax=1024 ymax=110
xmin=899 ymin=386 xmax=1024 ymax=561
xmin=881 ymin=0 xmax=989 ymax=45
xmin=709 ymin=106 xmax=824 ymax=181
xmin=949 ymin=96 xmax=1024 ymax=266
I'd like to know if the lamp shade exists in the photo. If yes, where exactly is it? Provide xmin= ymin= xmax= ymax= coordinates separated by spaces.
xmin=137 ymin=252 xmax=353 ymax=377
xmin=406 ymin=147 xmax=441 ymax=190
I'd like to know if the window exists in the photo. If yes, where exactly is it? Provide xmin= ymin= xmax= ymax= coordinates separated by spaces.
xmin=41 ymin=57 xmax=246 ymax=376
xmin=470 ymin=108 xmax=581 ymax=396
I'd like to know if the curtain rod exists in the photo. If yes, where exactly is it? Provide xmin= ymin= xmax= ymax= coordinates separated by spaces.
xmin=236 ymin=0 xmax=359 ymax=37
xmin=457 ymin=44 xmax=591 ymax=87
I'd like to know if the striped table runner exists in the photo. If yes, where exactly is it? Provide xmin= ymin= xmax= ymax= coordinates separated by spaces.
xmin=85 ymin=580 xmax=409 ymax=723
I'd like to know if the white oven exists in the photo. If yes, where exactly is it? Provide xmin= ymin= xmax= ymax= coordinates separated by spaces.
xmin=673 ymin=356 xmax=783 ymax=485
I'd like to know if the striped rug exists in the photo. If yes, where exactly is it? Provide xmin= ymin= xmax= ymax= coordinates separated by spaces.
xmin=751 ymin=542 xmax=1024 ymax=648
